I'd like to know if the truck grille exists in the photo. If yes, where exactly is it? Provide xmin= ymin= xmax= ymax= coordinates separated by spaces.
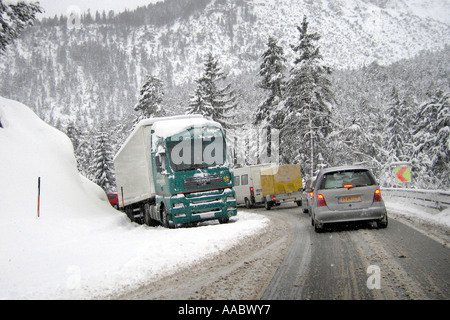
xmin=184 ymin=175 xmax=222 ymax=190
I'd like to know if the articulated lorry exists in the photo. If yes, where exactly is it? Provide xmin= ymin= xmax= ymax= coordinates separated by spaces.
xmin=113 ymin=115 xmax=237 ymax=227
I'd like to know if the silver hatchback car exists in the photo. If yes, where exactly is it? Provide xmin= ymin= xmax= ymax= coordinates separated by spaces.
xmin=310 ymin=166 xmax=388 ymax=232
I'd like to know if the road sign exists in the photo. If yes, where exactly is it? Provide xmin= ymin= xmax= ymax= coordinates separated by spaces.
xmin=395 ymin=166 xmax=411 ymax=183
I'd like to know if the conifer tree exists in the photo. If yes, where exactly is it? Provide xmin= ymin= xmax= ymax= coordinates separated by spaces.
xmin=385 ymin=86 xmax=412 ymax=163
xmin=92 ymin=127 xmax=116 ymax=193
xmin=187 ymin=84 xmax=213 ymax=117
xmin=277 ymin=16 xmax=334 ymax=175
xmin=187 ymin=52 xmax=237 ymax=130
xmin=134 ymin=75 xmax=166 ymax=124
xmin=255 ymin=36 xmax=286 ymax=128
xmin=254 ymin=36 xmax=286 ymax=164
xmin=0 ymin=1 xmax=42 ymax=54
xmin=412 ymin=91 xmax=449 ymax=188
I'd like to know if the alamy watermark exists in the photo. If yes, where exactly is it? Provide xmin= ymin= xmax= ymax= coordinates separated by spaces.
xmin=366 ymin=265 xmax=381 ymax=290
xmin=168 ymin=126 xmax=280 ymax=167
xmin=67 ymin=5 xmax=81 ymax=29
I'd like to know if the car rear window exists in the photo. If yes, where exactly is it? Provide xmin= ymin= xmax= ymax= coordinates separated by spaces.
xmin=319 ymin=170 xmax=376 ymax=189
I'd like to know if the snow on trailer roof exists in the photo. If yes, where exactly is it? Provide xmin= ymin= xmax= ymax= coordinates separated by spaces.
xmin=114 ymin=115 xmax=223 ymax=159
xmin=151 ymin=115 xmax=222 ymax=139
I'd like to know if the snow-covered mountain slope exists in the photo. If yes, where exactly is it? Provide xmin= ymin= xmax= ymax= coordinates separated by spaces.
xmin=0 ymin=0 xmax=448 ymax=128
xmin=194 ymin=0 xmax=449 ymax=72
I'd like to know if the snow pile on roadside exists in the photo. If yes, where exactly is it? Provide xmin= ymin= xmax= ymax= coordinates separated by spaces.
xmin=0 ymin=97 xmax=269 ymax=299
xmin=385 ymin=199 xmax=450 ymax=228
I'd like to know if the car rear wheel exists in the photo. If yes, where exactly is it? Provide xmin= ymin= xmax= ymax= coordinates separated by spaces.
xmin=377 ymin=213 xmax=388 ymax=229
xmin=314 ymin=221 xmax=324 ymax=233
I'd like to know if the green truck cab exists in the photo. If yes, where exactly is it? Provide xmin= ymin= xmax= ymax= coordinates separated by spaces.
xmin=114 ymin=115 xmax=237 ymax=227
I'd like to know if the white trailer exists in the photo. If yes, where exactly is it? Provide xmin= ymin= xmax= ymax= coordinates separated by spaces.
xmin=231 ymin=163 xmax=273 ymax=208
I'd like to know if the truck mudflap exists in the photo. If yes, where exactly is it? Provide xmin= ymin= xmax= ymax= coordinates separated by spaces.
xmin=169 ymin=188 xmax=237 ymax=225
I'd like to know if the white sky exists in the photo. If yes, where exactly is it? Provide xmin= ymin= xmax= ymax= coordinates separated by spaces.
xmin=37 ymin=0 xmax=164 ymax=18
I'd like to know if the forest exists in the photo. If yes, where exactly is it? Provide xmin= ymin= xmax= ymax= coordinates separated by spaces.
xmin=0 ymin=0 xmax=448 ymax=192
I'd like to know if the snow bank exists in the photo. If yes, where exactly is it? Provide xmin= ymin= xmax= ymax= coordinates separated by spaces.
xmin=385 ymin=200 xmax=450 ymax=228
xmin=0 ymin=97 xmax=269 ymax=299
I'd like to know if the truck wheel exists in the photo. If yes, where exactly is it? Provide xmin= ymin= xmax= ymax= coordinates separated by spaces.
xmin=144 ymin=203 xmax=158 ymax=227
xmin=125 ymin=206 xmax=134 ymax=222
xmin=161 ymin=206 xmax=170 ymax=228
xmin=219 ymin=217 xmax=230 ymax=224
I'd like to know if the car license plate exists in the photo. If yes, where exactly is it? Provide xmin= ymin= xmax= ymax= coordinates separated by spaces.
xmin=339 ymin=196 xmax=361 ymax=203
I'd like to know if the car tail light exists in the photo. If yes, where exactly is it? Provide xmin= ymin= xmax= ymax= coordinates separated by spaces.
xmin=344 ymin=184 xmax=354 ymax=188
xmin=373 ymin=189 xmax=382 ymax=202
xmin=272 ymin=195 xmax=276 ymax=201
xmin=309 ymin=191 xmax=314 ymax=197
xmin=317 ymin=194 xmax=327 ymax=207
xmin=250 ymin=187 xmax=254 ymax=196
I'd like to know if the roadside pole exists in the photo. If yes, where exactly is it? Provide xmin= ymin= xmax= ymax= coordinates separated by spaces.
xmin=37 ymin=177 xmax=41 ymax=218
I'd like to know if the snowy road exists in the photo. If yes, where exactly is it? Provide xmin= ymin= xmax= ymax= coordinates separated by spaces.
xmin=118 ymin=203 xmax=450 ymax=300
xmin=262 ymin=205 xmax=450 ymax=300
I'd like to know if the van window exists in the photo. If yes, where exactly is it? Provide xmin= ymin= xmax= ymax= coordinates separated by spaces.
xmin=235 ymin=175 xmax=240 ymax=186
xmin=241 ymin=174 xmax=249 ymax=185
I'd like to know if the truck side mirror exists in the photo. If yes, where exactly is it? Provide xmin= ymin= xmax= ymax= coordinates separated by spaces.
xmin=155 ymin=153 xmax=166 ymax=173
xmin=155 ymin=154 xmax=162 ymax=173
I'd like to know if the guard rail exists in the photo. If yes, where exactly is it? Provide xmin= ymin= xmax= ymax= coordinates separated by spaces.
xmin=382 ymin=188 xmax=450 ymax=212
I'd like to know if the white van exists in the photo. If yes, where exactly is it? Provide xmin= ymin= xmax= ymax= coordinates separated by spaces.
xmin=232 ymin=163 xmax=273 ymax=208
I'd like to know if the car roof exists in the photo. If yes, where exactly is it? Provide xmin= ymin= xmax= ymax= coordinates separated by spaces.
xmin=319 ymin=165 xmax=369 ymax=174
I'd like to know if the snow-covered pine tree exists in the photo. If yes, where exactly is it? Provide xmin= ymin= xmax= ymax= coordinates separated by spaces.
xmin=188 ymin=52 xmax=237 ymax=130
xmin=385 ymin=86 xmax=412 ymax=163
xmin=65 ymin=121 xmax=80 ymax=151
xmin=134 ymin=75 xmax=166 ymax=125
xmin=0 ymin=1 xmax=42 ymax=54
xmin=64 ymin=121 xmax=91 ymax=176
xmin=411 ymin=91 xmax=449 ymax=189
xmin=187 ymin=84 xmax=213 ymax=117
xmin=254 ymin=36 xmax=286 ymax=164
xmin=75 ymin=129 xmax=95 ymax=179
xmin=278 ymin=16 xmax=334 ymax=175
xmin=255 ymin=36 xmax=286 ymax=127
xmin=91 ymin=126 xmax=116 ymax=193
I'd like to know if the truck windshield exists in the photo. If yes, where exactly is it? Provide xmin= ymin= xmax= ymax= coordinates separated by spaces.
xmin=166 ymin=127 xmax=227 ymax=172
